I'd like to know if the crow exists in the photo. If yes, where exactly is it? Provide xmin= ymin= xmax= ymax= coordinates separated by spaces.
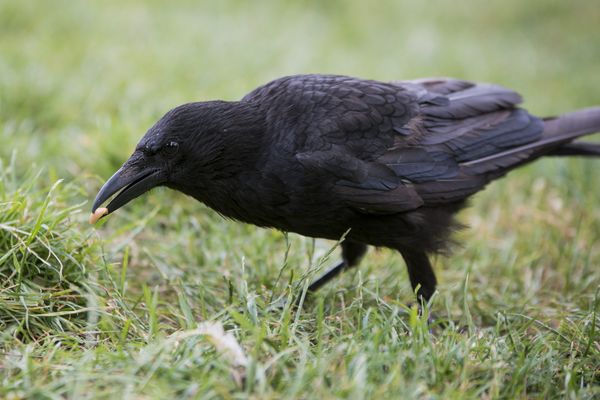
xmin=91 ymin=74 xmax=600 ymax=302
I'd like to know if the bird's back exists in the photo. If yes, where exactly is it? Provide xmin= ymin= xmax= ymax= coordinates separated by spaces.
xmin=243 ymin=75 xmax=539 ymax=210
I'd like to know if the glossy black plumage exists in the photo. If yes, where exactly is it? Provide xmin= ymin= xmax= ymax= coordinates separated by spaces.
xmin=91 ymin=74 xmax=600 ymax=302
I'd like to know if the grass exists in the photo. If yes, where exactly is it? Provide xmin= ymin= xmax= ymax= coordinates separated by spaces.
xmin=1 ymin=0 xmax=599 ymax=398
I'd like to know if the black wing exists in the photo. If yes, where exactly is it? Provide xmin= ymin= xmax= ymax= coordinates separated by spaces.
xmin=379 ymin=78 xmax=544 ymax=204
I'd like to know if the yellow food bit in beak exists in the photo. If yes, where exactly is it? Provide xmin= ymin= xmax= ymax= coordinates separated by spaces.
xmin=89 ymin=207 xmax=108 ymax=224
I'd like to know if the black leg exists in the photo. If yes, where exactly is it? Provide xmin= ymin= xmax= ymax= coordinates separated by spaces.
xmin=307 ymin=240 xmax=368 ymax=292
xmin=398 ymin=249 xmax=437 ymax=302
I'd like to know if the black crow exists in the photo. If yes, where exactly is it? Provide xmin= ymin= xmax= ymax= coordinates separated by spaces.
xmin=91 ymin=74 xmax=600 ymax=302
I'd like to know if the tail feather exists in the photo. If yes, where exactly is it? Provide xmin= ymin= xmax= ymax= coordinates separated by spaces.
xmin=543 ymin=107 xmax=600 ymax=138
xmin=545 ymin=107 xmax=600 ymax=157
xmin=462 ymin=107 xmax=600 ymax=174
xmin=549 ymin=141 xmax=600 ymax=157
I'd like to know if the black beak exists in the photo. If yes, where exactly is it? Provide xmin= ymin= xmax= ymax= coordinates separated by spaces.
xmin=91 ymin=159 xmax=165 ymax=219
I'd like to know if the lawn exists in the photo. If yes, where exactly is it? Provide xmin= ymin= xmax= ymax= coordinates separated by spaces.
xmin=0 ymin=1 xmax=599 ymax=398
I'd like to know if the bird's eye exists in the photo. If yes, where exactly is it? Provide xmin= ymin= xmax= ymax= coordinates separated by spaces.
xmin=161 ymin=141 xmax=179 ymax=157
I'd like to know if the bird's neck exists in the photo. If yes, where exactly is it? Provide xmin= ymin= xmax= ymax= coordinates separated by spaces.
xmin=210 ymin=100 xmax=267 ymax=175
xmin=170 ymin=101 xmax=268 ymax=209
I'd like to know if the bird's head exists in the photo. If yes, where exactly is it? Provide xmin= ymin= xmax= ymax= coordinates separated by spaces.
xmin=90 ymin=100 xmax=264 ymax=223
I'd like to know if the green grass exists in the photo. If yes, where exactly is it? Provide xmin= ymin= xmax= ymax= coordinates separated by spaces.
xmin=1 ymin=1 xmax=599 ymax=398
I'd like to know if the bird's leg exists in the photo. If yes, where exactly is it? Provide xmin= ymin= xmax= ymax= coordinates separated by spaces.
xmin=307 ymin=240 xmax=368 ymax=292
xmin=396 ymin=249 xmax=445 ymax=328
xmin=269 ymin=240 xmax=367 ymax=311
xmin=398 ymin=249 xmax=437 ymax=304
